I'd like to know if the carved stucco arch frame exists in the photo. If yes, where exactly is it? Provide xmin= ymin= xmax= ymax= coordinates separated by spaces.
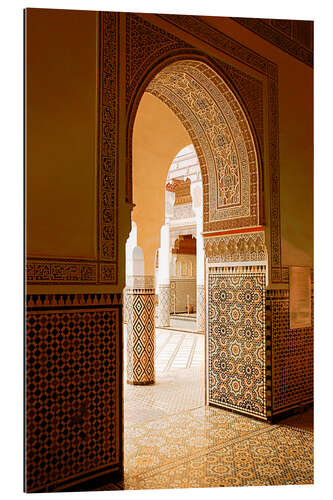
xmin=126 ymin=50 xmax=265 ymax=237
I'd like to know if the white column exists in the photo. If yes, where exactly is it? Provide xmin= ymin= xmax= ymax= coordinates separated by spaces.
xmin=156 ymin=224 xmax=171 ymax=327
xmin=195 ymin=193 xmax=205 ymax=333
xmin=124 ymin=221 xmax=138 ymax=324
xmin=125 ymin=221 xmax=137 ymax=283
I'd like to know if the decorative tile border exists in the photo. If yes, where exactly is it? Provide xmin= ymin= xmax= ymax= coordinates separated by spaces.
xmin=26 ymin=292 xmax=122 ymax=308
xmin=26 ymin=258 xmax=98 ymax=284
xmin=26 ymin=258 xmax=118 ymax=285
xmin=204 ymin=229 xmax=267 ymax=262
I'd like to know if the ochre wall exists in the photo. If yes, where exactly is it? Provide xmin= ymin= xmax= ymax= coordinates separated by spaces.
xmin=201 ymin=17 xmax=313 ymax=268
xmin=26 ymin=8 xmax=98 ymax=260
xmin=132 ymin=93 xmax=191 ymax=275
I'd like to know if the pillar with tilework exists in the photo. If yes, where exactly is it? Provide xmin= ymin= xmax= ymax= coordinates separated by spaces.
xmin=126 ymin=275 xmax=155 ymax=385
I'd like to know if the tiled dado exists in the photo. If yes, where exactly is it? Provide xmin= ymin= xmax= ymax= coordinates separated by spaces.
xmin=266 ymin=288 xmax=314 ymax=415
xmin=25 ymin=293 xmax=122 ymax=492
xmin=208 ymin=265 xmax=268 ymax=420
xmin=126 ymin=277 xmax=155 ymax=385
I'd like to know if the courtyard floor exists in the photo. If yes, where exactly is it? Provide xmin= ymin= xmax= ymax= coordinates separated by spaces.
xmin=103 ymin=328 xmax=313 ymax=490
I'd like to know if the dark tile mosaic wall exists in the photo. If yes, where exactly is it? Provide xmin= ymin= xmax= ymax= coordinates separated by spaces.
xmin=25 ymin=294 xmax=122 ymax=492
xmin=266 ymin=289 xmax=314 ymax=414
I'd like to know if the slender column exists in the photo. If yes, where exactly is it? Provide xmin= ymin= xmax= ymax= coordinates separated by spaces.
xmin=123 ymin=287 xmax=129 ymax=324
xmin=196 ymin=207 xmax=205 ymax=332
xmin=126 ymin=275 xmax=155 ymax=385
xmin=196 ymin=284 xmax=205 ymax=332
xmin=156 ymin=224 xmax=170 ymax=327
xmin=156 ymin=284 xmax=170 ymax=327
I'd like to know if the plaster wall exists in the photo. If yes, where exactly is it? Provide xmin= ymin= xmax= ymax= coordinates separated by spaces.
xmin=26 ymin=9 xmax=98 ymax=260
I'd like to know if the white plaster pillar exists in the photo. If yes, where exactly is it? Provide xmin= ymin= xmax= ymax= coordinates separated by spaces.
xmin=196 ymin=204 xmax=205 ymax=333
xmin=124 ymin=221 xmax=137 ymax=324
xmin=156 ymin=224 xmax=171 ymax=327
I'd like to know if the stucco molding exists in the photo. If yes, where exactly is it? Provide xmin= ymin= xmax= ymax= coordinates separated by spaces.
xmin=204 ymin=230 xmax=267 ymax=262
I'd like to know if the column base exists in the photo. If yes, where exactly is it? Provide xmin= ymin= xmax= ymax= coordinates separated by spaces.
xmin=127 ymin=380 xmax=155 ymax=386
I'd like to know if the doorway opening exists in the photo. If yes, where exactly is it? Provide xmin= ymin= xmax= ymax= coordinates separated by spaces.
xmin=121 ymin=58 xmax=277 ymax=490
xmin=123 ymin=134 xmax=206 ymax=420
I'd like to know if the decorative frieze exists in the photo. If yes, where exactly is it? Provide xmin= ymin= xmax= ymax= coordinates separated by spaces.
xmin=204 ymin=231 xmax=267 ymax=262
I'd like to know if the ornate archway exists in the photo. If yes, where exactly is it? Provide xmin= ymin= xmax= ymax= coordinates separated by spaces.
xmin=146 ymin=60 xmax=261 ymax=233
xmin=127 ymin=57 xmax=269 ymax=420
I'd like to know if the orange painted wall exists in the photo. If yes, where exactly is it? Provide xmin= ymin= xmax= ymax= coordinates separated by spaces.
xmin=132 ymin=93 xmax=191 ymax=275
xmin=26 ymin=8 xmax=98 ymax=259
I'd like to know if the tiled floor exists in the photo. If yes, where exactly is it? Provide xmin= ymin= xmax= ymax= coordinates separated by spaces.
xmin=124 ymin=329 xmax=205 ymax=423
xmin=121 ymin=328 xmax=313 ymax=490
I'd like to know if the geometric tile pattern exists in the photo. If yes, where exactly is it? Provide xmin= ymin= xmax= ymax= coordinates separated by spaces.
xmin=124 ymin=330 xmax=205 ymax=423
xmin=122 ymin=403 xmax=313 ymax=489
xmin=126 ymin=290 xmax=155 ymax=385
xmin=98 ymin=12 xmax=119 ymax=270
xmin=196 ymin=285 xmax=205 ymax=332
xmin=123 ymin=406 xmax=313 ymax=490
xmin=208 ymin=266 xmax=267 ymax=419
xmin=156 ymin=285 xmax=170 ymax=327
xmin=266 ymin=289 xmax=314 ymax=414
xmin=100 ymin=329 xmax=313 ymax=491
xmin=25 ymin=294 xmax=122 ymax=492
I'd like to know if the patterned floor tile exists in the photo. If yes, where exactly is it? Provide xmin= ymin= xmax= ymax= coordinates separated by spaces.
xmin=122 ymin=329 xmax=313 ymax=491
xmin=125 ymin=425 xmax=313 ymax=490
